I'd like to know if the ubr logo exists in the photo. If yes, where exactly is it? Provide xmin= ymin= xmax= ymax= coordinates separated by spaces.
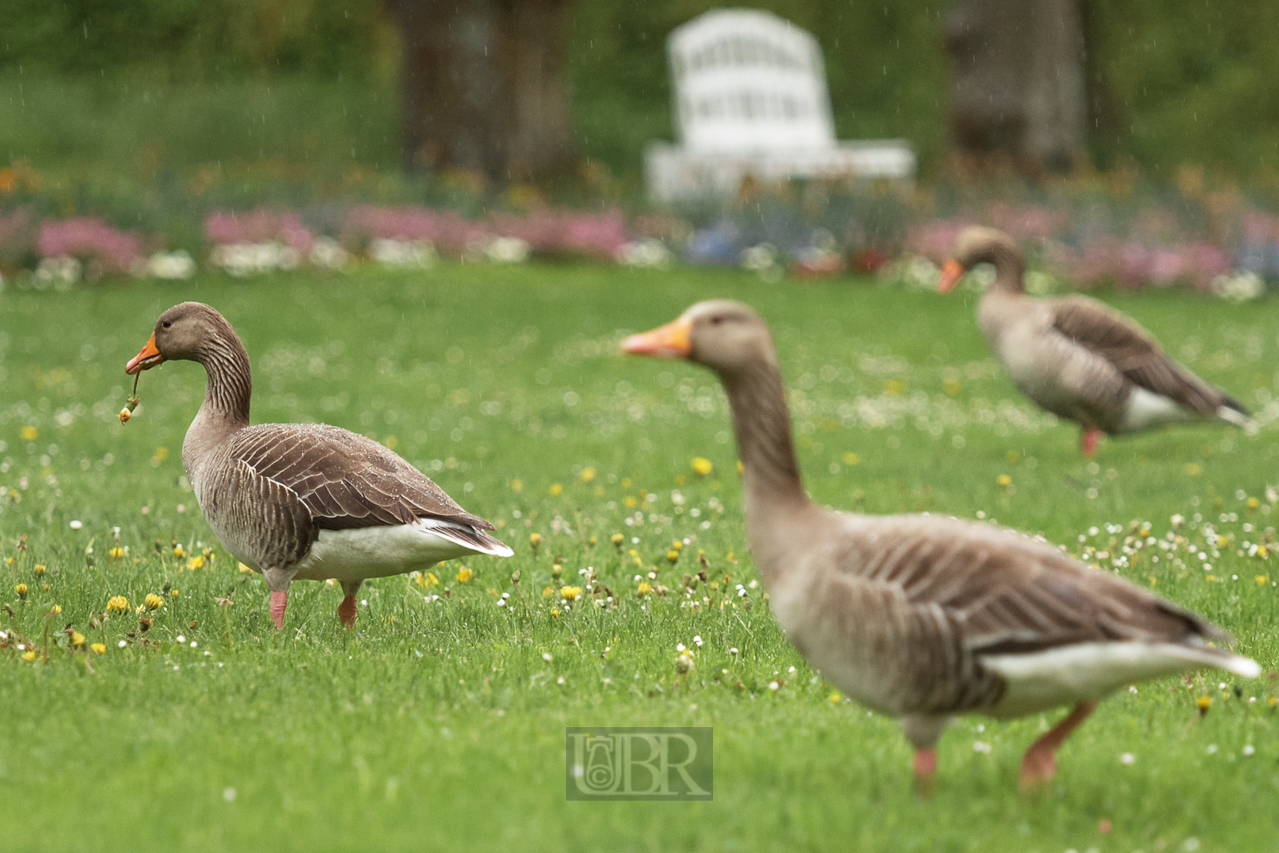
xmin=566 ymin=727 xmax=713 ymax=800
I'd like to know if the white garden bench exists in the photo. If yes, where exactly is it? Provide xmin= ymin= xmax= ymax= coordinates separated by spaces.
xmin=645 ymin=8 xmax=916 ymax=202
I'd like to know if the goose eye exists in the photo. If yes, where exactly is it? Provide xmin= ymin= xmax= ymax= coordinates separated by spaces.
xmin=709 ymin=315 xmax=724 ymax=326
xmin=162 ymin=321 xmax=172 ymax=329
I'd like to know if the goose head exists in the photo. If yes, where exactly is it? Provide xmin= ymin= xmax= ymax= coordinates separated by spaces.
xmin=938 ymin=226 xmax=1023 ymax=294
xmin=621 ymin=299 xmax=777 ymax=376
xmin=126 ymin=302 xmax=233 ymax=374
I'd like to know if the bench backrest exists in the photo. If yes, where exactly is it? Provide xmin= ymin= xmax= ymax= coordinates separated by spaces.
xmin=668 ymin=9 xmax=837 ymax=152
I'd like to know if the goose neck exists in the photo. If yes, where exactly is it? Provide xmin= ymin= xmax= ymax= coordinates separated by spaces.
xmin=721 ymin=357 xmax=810 ymax=520
xmin=182 ymin=334 xmax=252 ymax=475
xmin=986 ymin=243 xmax=1026 ymax=295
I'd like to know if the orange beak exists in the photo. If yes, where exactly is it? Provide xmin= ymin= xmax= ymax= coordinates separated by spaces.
xmin=125 ymin=332 xmax=163 ymax=375
xmin=621 ymin=316 xmax=693 ymax=359
xmin=937 ymin=259 xmax=966 ymax=294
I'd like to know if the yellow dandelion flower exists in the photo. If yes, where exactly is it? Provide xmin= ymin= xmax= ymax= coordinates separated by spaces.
xmin=691 ymin=457 xmax=713 ymax=476
xmin=15 ymin=583 xmax=27 ymax=598
xmin=48 ymin=604 xmax=61 ymax=615
xmin=579 ymin=467 xmax=596 ymax=483
xmin=1268 ymin=696 xmax=1278 ymax=707
xmin=529 ymin=533 xmax=542 ymax=552
xmin=550 ymin=609 xmax=562 ymax=618
xmin=549 ymin=483 xmax=563 ymax=496
xmin=144 ymin=593 xmax=164 ymax=610
xmin=70 ymin=631 xmax=85 ymax=647
xmin=666 ymin=550 xmax=680 ymax=564
xmin=456 ymin=567 xmax=474 ymax=584
xmin=187 ymin=555 xmax=205 ymax=570
xmin=623 ymin=496 xmax=637 ymax=508
xmin=541 ymin=586 xmax=554 ymax=599
xmin=560 ymin=586 xmax=581 ymax=601
xmin=611 ymin=533 xmax=624 ymax=547
xmin=170 ymin=589 xmax=179 ymax=598
xmin=108 ymin=546 xmax=125 ymax=559
xmin=1256 ymin=576 xmax=1269 ymax=586
xmin=842 ymin=452 xmax=860 ymax=466
xmin=21 ymin=650 xmax=36 ymax=662
xmin=1217 ymin=535 xmax=1230 ymax=548
xmin=996 ymin=475 xmax=1012 ymax=487
xmin=238 ymin=562 xmax=255 ymax=574
xmin=1185 ymin=463 xmax=1202 ymax=477
xmin=33 ymin=564 xmax=45 ymax=575
xmin=736 ymin=460 xmax=744 ymax=474
xmin=90 ymin=642 xmax=106 ymax=655
xmin=510 ymin=479 xmax=523 ymax=492
xmin=1196 ymin=695 xmax=1212 ymax=712
xmin=1247 ymin=497 xmax=1260 ymax=509
xmin=828 ymin=691 xmax=843 ymax=704
xmin=173 ymin=545 xmax=186 ymax=558
xmin=20 ymin=426 xmax=38 ymax=441
xmin=107 ymin=596 xmax=130 ymax=614
xmin=637 ymin=582 xmax=652 ymax=595
xmin=1259 ymin=546 xmax=1270 ymax=559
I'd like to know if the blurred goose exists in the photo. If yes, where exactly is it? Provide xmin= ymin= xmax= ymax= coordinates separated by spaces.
xmin=126 ymin=302 xmax=512 ymax=630
xmin=938 ymin=226 xmax=1251 ymax=456
xmin=623 ymin=300 xmax=1258 ymax=791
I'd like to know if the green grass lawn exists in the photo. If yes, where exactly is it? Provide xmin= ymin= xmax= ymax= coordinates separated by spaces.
xmin=1 ymin=265 xmax=1277 ymax=852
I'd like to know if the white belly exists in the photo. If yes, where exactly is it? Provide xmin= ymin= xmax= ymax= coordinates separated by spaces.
xmin=1118 ymin=386 xmax=1193 ymax=432
xmin=292 ymin=522 xmax=484 ymax=582
xmin=980 ymin=641 xmax=1248 ymax=718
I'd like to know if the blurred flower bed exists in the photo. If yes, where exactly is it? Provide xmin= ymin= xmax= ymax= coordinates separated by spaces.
xmin=0 ymin=158 xmax=1275 ymax=300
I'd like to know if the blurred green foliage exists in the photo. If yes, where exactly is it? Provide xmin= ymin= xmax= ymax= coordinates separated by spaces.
xmin=2 ymin=0 xmax=1278 ymax=182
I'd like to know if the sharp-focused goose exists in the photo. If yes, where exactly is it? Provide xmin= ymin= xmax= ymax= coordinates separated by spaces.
xmin=939 ymin=226 xmax=1251 ymax=456
xmin=125 ymin=302 xmax=512 ymax=630
xmin=623 ymin=300 xmax=1259 ymax=791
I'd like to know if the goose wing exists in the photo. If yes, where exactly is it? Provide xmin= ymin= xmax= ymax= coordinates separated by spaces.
xmin=851 ymin=515 xmax=1224 ymax=656
xmin=1049 ymin=295 xmax=1224 ymax=413
xmin=226 ymin=423 xmax=497 ymax=533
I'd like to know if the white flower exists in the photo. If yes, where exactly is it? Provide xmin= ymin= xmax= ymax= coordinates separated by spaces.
xmin=1211 ymin=271 xmax=1265 ymax=302
xmin=144 ymin=250 xmax=195 ymax=280
xmin=308 ymin=237 xmax=349 ymax=270
xmin=616 ymin=238 xmax=672 ymax=269
xmin=485 ymin=237 xmax=530 ymax=264
xmin=369 ymin=238 xmax=436 ymax=268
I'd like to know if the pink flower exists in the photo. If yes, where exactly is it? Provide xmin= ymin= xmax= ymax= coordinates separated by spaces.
xmin=37 ymin=218 xmax=143 ymax=273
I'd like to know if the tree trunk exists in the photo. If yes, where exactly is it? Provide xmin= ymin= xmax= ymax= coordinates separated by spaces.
xmin=944 ymin=0 xmax=1087 ymax=174
xmin=392 ymin=0 xmax=576 ymax=184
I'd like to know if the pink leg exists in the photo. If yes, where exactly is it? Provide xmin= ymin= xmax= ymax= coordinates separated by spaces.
xmin=1019 ymin=700 xmax=1098 ymax=790
xmin=337 ymin=595 xmax=358 ymax=628
xmin=1081 ymin=428 xmax=1102 ymax=458
xmin=269 ymin=590 xmax=288 ymax=630
xmin=913 ymin=748 xmax=938 ymax=798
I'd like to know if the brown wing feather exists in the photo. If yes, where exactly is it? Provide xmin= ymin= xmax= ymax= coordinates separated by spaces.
xmin=225 ymin=423 xmax=496 ymax=532
xmin=854 ymin=516 xmax=1226 ymax=658
xmin=1049 ymin=295 xmax=1223 ymax=413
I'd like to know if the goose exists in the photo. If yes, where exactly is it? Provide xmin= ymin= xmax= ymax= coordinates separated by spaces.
xmin=938 ymin=226 xmax=1251 ymax=456
xmin=125 ymin=302 xmax=512 ymax=630
xmin=623 ymin=300 xmax=1259 ymax=791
